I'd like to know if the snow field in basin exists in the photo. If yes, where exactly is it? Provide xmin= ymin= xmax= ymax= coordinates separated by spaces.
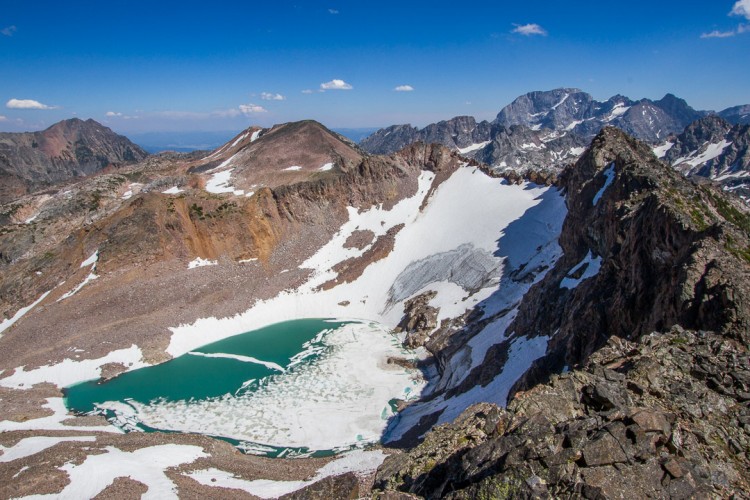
xmin=103 ymin=322 xmax=424 ymax=451
xmin=167 ymin=166 xmax=559 ymax=357
xmin=163 ymin=164 xmax=568 ymax=445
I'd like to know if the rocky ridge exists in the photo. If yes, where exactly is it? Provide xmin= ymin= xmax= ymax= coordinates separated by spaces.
xmin=0 ymin=118 xmax=147 ymax=204
xmin=368 ymin=127 xmax=750 ymax=498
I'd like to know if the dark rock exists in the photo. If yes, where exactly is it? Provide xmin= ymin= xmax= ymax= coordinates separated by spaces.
xmin=279 ymin=472 xmax=359 ymax=500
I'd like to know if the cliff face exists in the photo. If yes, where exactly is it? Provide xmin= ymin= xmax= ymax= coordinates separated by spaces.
xmin=0 ymin=118 xmax=147 ymax=203
xmin=372 ymin=127 xmax=750 ymax=498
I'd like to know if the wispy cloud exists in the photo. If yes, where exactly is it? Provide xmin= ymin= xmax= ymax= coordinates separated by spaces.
xmin=105 ymin=111 xmax=122 ymax=117
xmin=732 ymin=0 xmax=750 ymax=20
xmin=239 ymin=103 xmax=267 ymax=115
xmin=701 ymin=29 xmax=737 ymax=38
xmin=260 ymin=92 xmax=285 ymax=101
xmin=301 ymin=89 xmax=315 ymax=94
xmin=6 ymin=98 xmax=57 ymax=110
xmin=702 ymin=1 xmax=750 ymax=38
xmin=394 ymin=85 xmax=414 ymax=92
xmin=0 ymin=115 xmax=7 ymax=122
xmin=320 ymin=79 xmax=353 ymax=90
xmin=1 ymin=25 xmax=17 ymax=37
xmin=328 ymin=8 xmax=339 ymax=14
xmin=511 ymin=23 xmax=547 ymax=36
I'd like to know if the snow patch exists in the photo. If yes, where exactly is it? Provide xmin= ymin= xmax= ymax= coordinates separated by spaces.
xmin=186 ymin=449 xmax=387 ymax=499
xmin=0 ymin=436 xmax=96 ymax=463
xmin=0 ymin=398 xmax=116 ymax=433
xmin=0 ymin=290 xmax=52 ymax=338
xmin=569 ymin=147 xmax=585 ymax=156
xmin=560 ymin=250 xmax=602 ymax=289
xmin=653 ymin=142 xmax=674 ymax=159
xmin=250 ymin=129 xmax=261 ymax=142
xmin=188 ymin=257 xmax=217 ymax=269
xmin=319 ymin=162 xmax=334 ymax=171
xmin=284 ymin=165 xmax=303 ymax=171
xmin=672 ymin=140 xmax=732 ymax=168
xmin=162 ymin=186 xmax=183 ymax=195
xmin=564 ymin=120 xmax=584 ymax=131
xmin=34 ymin=444 xmax=206 ymax=499
xmin=0 ymin=345 xmax=147 ymax=389
xmin=457 ymin=141 xmax=490 ymax=154
xmin=592 ymin=163 xmax=616 ymax=206
xmin=205 ymin=169 xmax=244 ymax=196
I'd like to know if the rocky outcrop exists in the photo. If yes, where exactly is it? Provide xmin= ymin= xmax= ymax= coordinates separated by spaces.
xmin=394 ymin=291 xmax=439 ymax=349
xmin=0 ymin=118 xmax=147 ymax=203
xmin=373 ymin=327 xmax=750 ymax=498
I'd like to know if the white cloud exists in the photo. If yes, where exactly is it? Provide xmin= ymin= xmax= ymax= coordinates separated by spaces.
xmin=260 ymin=92 xmax=285 ymax=101
xmin=394 ymin=85 xmax=414 ymax=92
xmin=701 ymin=29 xmax=736 ymax=38
xmin=328 ymin=8 xmax=339 ymax=14
xmin=6 ymin=98 xmax=57 ymax=110
xmin=732 ymin=0 xmax=750 ymax=20
xmin=105 ymin=111 xmax=122 ymax=117
xmin=320 ymin=79 xmax=353 ymax=90
xmin=301 ymin=89 xmax=315 ymax=94
xmin=1 ymin=25 xmax=16 ymax=37
xmin=239 ymin=103 xmax=267 ymax=115
xmin=511 ymin=23 xmax=547 ymax=36
xmin=0 ymin=115 xmax=7 ymax=122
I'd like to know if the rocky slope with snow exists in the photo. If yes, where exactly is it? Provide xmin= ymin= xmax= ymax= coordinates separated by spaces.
xmin=372 ymin=126 xmax=750 ymax=498
xmin=0 ymin=118 xmax=147 ymax=204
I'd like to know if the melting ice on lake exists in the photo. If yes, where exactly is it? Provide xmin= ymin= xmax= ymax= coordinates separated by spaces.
xmin=64 ymin=319 xmax=425 ymax=457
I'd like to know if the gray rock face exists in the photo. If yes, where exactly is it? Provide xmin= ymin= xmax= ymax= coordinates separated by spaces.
xmin=495 ymin=89 xmax=704 ymax=143
xmin=0 ymin=118 xmax=147 ymax=203
xmin=359 ymin=117 xmax=491 ymax=155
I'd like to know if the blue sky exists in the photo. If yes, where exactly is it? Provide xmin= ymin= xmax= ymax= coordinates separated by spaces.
xmin=1 ymin=0 xmax=749 ymax=135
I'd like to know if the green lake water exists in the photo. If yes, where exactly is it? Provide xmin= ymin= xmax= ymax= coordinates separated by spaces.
xmin=63 ymin=318 xmax=421 ymax=458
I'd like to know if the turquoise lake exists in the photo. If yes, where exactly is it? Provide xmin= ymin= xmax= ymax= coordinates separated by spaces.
xmin=64 ymin=318 xmax=424 ymax=457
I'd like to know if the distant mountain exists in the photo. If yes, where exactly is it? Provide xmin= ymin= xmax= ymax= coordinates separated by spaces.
xmin=655 ymin=115 xmax=750 ymax=202
xmin=0 ymin=118 xmax=147 ymax=203
xmin=360 ymin=88 xmax=748 ymax=177
xmin=719 ymin=104 xmax=750 ymax=125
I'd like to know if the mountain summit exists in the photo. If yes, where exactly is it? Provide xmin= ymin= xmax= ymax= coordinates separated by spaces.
xmin=0 ymin=118 xmax=147 ymax=203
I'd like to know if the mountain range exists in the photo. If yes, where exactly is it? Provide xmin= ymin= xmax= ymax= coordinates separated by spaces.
xmin=0 ymin=108 xmax=749 ymax=497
